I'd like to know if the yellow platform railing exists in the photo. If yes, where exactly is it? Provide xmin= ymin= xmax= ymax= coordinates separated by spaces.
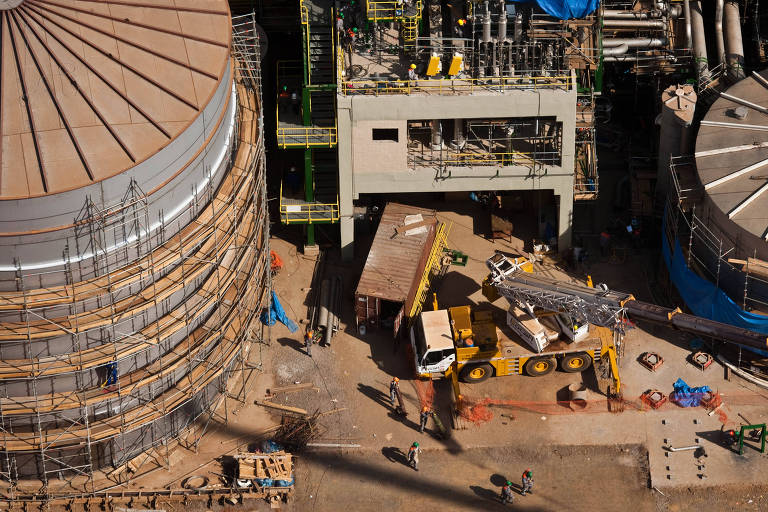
xmin=279 ymin=183 xmax=340 ymax=224
xmin=340 ymin=74 xmax=574 ymax=96
xmin=407 ymin=222 xmax=451 ymax=324
xmin=276 ymin=124 xmax=338 ymax=148
xmin=442 ymin=152 xmax=542 ymax=167
xmin=366 ymin=0 xmax=422 ymax=21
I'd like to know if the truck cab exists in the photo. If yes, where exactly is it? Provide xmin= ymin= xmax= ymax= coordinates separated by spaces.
xmin=410 ymin=309 xmax=456 ymax=378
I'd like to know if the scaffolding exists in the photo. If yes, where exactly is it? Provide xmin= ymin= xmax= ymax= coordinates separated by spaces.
xmin=0 ymin=14 xmax=270 ymax=501
xmin=406 ymin=117 xmax=562 ymax=172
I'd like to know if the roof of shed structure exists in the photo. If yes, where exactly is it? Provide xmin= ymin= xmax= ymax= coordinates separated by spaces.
xmin=355 ymin=202 xmax=438 ymax=303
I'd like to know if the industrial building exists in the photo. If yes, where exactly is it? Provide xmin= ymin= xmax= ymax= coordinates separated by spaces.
xmin=271 ymin=0 xmax=689 ymax=258
xmin=0 ymin=2 xmax=269 ymax=496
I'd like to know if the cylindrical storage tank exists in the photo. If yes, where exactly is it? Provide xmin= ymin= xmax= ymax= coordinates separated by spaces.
xmin=656 ymin=84 xmax=696 ymax=197
xmin=0 ymin=1 xmax=269 ymax=483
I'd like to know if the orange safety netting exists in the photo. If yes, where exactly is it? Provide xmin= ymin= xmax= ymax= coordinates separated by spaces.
xmin=453 ymin=389 xmax=758 ymax=426
xmin=412 ymin=379 xmax=435 ymax=410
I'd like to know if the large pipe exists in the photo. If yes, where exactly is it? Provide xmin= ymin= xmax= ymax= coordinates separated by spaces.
xmin=724 ymin=0 xmax=745 ymax=80
xmin=603 ymin=54 xmax=677 ymax=62
xmin=682 ymin=0 xmax=692 ymax=50
xmin=497 ymin=9 xmax=507 ymax=43
xmin=690 ymin=1 xmax=709 ymax=78
xmin=602 ymin=19 xmax=667 ymax=29
xmin=602 ymin=10 xmax=656 ymax=19
xmin=715 ymin=0 xmax=726 ymax=66
xmin=602 ymin=44 xmax=629 ymax=56
xmin=603 ymin=37 xmax=668 ymax=48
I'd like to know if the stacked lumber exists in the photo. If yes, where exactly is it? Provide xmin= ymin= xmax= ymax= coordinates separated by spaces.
xmin=236 ymin=452 xmax=293 ymax=483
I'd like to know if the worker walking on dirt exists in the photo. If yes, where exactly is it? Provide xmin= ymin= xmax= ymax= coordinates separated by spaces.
xmin=501 ymin=480 xmax=515 ymax=505
xmin=419 ymin=405 xmax=430 ymax=433
xmin=389 ymin=377 xmax=400 ymax=405
xmin=407 ymin=441 xmax=420 ymax=470
xmin=521 ymin=469 xmax=534 ymax=495
xmin=304 ymin=330 xmax=314 ymax=357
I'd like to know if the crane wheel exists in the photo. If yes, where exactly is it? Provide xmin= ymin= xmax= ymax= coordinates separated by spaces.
xmin=459 ymin=363 xmax=493 ymax=383
xmin=524 ymin=357 xmax=556 ymax=377
xmin=560 ymin=353 xmax=592 ymax=373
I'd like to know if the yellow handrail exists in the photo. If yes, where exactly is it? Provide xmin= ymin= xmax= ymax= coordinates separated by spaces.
xmin=280 ymin=182 xmax=340 ymax=224
xmin=366 ymin=0 xmax=422 ymax=22
xmin=276 ymin=126 xmax=338 ymax=148
xmin=407 ymin=222 xmax=451 ymax=323
xmin=340 ymin=74 xmax=573 ymax=96
xmin=442 ymin=152 xmax=542 ymax=166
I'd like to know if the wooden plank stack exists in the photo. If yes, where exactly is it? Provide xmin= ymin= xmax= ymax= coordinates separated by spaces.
xmin=236 ymin=452 xmax=293 ymax=483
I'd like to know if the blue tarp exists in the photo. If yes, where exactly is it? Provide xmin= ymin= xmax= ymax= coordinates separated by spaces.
xmin=662 ymin=212 xmax=768 ymax=335
xmin=513 ymin=0 xmax=599 ymax=20
xmin=260 ymin=291 xmax=298 ymax=333
xmin=670 ymin=378 xmax=711 ymax=407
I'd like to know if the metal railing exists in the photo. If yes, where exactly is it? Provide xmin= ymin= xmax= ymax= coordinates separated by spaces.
xmin=366 ymin=0 xmax=422 ymax=22
xmin=279 ymin=183 xmax=340 ymax=224
xmin=407 ymin=221 xmax=450 ymax=324
xmin=276 ymin=60 xmax=338 ymax=148
xmin=276 ymin=125 xmax=338 ymax=148
xmin=340 ymin=73 xmax=574 ymax=96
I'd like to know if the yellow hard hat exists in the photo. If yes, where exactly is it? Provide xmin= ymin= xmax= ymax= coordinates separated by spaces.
xmin=393 ymin=377 xmax=399 ymax=382
xmin=410 ymin=64 xmax=416 ymax=69
xmin=458 ymin=19 xmax=466 ymax=25
xmin=422 ymin=406 xmax=429 ymax=412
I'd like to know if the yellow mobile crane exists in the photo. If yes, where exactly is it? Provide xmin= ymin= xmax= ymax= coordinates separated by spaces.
xmin=409 ymin=254 xmax=624 ymax=397
xmin=411 ymin=252 xmax=768 ymax=402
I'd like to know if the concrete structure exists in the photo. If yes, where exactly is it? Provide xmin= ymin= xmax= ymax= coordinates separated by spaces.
xmin=0 ymin=4 xmax=269 ymax=497
xmin=337 ymin=83 xmax=577 ymax=259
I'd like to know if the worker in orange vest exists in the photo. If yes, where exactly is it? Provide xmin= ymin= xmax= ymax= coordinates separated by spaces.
xmin=419 ymin=405 xmax=431 ymax=433
xmin=304 ymin=330 xmax=314 ymax=357
xmin=521 ymin=469 xmax=534 ymax=495
xmin=501 ymin=480 xmax=514 ymax=505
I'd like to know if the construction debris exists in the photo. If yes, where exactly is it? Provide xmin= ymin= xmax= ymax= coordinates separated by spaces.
xmin=255 ymin=400 xmax=309 ymax=416
xmin=236 ymin=451 xmax=294 ymax=487
xmin=274 ymin=411 xmax=326 ymax=450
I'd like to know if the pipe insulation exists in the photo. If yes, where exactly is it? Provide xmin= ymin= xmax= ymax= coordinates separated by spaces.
xmin=715 ymin=0 xmax=726 ymax=66
xmin=690 ymin=1 xmax=709 ymax=78
xmin=603 ymin=54 xmax=677 ymax=62
xmin=724 ymin=0 xmax=745 ymax=80
xmin=603 ymin=37 xmax=669 ymax=48
xmin=602 ymin=19 xmax=667 ymax=29
xmin=683 ymin=0 xmax=692 ymax=50
xmin=602 ymin=10 xmax=657 ymax=19
xmin=602 ymin=44 xmax=630 ymax=56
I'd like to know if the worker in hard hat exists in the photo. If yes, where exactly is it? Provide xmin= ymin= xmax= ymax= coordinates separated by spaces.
xmin=521 ymin=469 xmax=534 ymax=495
xmin=407 ymin=63 xmax=417 ymax=82
xmin=389 ymin=376 xmax=400 ymax=406
xmin=419 ymin=405 xmax=431 ymax=433
xmin=501 ymin=480 xmax=514 ymax=505
xmin=455 ymin=18 xmax=467 ymax=38
xmin=304 ymin=330 xmax=314 ymax=357
xmin=336 ymin=14 xmax=344 ymax=34
xmin=407 ymin=441 xmax=420 ymax=470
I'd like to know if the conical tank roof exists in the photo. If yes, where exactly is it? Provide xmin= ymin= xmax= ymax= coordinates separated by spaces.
xmin=0 ymin=0 xmax=231 ymax=199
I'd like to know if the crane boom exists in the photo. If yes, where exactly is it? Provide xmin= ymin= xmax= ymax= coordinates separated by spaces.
xmin=486 ymin=254 xmax=768 ymax=350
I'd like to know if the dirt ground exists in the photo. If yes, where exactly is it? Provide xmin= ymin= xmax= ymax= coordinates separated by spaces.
xmin=116 ymin=199 xmax=768 ymax=512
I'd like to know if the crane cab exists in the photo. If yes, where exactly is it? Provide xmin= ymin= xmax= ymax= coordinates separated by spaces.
xmin=410 ymin=309 xmax=456 ymax=377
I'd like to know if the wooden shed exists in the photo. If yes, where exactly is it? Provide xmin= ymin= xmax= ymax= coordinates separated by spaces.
xmin=355 ymin=203 xmax=439 ymax=337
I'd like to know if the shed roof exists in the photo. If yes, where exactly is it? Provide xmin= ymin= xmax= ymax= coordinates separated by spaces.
xmin=355 ymin=202 xmax=438 ymax=303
